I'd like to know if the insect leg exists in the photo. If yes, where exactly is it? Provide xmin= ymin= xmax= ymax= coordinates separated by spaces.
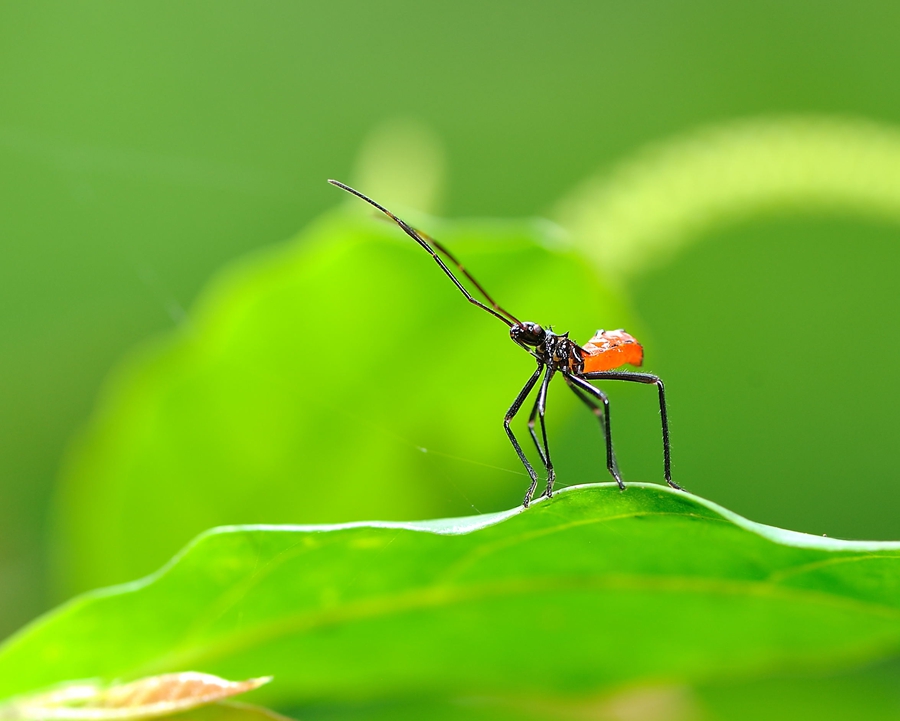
xmin=526 ymin=366 xmax=556 ymax=473
xmin=565 ymin=374 xmax=625 ymax=490
xmin=505 ymin=363 xmax=545 ymax=507
xmin=582 ymin=371 xmax=681 ymax=491
xmin=535 ymin=368 xmax=556 ymax=498
xmin=527 ymin=395 xmax=549 ymax=468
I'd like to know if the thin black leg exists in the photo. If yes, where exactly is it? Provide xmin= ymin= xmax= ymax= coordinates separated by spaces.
xmin=527 ymin=392 xmax=548 ymax=467
xmin=505 ymin=363 xmax=545 ymax=507
xmin=581 ymin=371 xmax=681 ymax=490
xmin=565 ymin=374 xmax=625 ymax=490
xmin=534 ymin=368 xmax=556 ymax=498
xmin=527 ymin=368 xmax=555 ymax=467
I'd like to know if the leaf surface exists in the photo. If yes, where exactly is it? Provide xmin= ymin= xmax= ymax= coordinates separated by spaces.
xmin=6 ymin=485 xmax=900 ymax=708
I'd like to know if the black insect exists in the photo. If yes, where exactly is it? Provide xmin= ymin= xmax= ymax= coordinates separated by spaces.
xmin=329 ymin=179 xmax=680 ymax=507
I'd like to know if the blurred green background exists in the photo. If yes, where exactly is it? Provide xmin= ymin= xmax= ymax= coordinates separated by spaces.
xmin=3 ymin=0 xmax=900 ymax=657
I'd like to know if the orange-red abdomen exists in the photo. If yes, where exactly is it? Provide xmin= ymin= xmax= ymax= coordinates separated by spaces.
xmin=581 ymin=329 xmax=643 ymax=372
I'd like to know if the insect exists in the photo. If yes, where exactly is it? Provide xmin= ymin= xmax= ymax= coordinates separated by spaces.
xmin=329 ymin=179 xmax=681 ymax=507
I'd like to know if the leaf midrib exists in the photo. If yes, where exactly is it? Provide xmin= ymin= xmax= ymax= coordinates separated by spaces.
xmin=132 ymin=568 xmax=900 ymax=679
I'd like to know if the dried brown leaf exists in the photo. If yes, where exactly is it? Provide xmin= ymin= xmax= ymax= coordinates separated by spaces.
xmin=1 ymin=673 xmax=271 ymax=721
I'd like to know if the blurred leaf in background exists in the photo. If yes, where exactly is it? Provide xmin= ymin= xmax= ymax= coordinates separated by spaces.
xmin=51 ymin=198 xmax=632 ymax=595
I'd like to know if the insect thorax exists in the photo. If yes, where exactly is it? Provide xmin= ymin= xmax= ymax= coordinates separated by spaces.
xmin=539 ymin=331 xmax=584 ymax=374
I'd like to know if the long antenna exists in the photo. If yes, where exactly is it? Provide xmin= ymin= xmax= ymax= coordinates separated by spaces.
xmin=328 ymin=180 xmax=520 ymax=327
xmin=408 ymin=226 xmax=521 ymax=325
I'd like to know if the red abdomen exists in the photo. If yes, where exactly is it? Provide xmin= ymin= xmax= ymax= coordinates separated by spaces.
xmin=581 ymin=329 xmax=643 ymax=372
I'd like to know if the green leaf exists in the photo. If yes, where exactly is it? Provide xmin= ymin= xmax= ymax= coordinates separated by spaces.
xmin=52 ymin=210 xmax=636 ymax=597
xmin=7 ymin=484 xmax=900 ymax=710
xmin=172 ymin=704 xmax=294 ymax=721
xmin=555 ymin=116 xmax=900 ymax=282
